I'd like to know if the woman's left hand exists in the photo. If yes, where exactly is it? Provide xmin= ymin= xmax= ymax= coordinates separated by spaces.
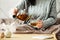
xmin=36 ymin=20 xmax=43 ymax=28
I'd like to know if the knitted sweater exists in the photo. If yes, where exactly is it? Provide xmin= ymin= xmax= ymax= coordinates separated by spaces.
xmin=16 ymin=0 xmax=57 ymax=28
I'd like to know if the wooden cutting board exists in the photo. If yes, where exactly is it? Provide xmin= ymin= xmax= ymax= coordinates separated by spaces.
xmin=0 ymin=33 xmax=57 ymax=40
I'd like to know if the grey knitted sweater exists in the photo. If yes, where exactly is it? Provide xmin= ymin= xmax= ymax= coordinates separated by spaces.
xmin=16 ymin=0 xmax=57 ymax=28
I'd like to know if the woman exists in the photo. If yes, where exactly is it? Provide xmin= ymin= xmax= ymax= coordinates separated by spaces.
xmin=12 ymin=0 xmax=57 ymax=30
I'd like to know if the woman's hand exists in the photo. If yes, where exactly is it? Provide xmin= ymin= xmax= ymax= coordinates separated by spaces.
xmin=36 ymin=20 xmax=43 ymax=28
xmin=13 ymin=8 xmax=18 ymax=15
xmin=13 ymin=8 xmax=19 ymax=18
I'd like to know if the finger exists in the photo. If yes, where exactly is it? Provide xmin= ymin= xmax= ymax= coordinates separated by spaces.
xmin=36 ymin=23 xmax=43 ymax=28
xmin=13 ymin=8 xmax=18 ymax=15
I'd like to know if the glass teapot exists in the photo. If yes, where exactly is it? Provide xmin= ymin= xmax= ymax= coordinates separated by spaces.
xmin=16 ymin=9 xmax=31 ymax=24
xmin=17 ymin=9 xmax=30 ymax=20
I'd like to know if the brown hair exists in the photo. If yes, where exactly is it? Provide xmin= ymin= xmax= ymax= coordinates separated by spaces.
xmin=27 ymin=0 xmax=36 ymax=6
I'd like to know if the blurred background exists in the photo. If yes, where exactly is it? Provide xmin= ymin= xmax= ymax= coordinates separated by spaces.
xmin=0 ymin=0 xmax=22 ymax=18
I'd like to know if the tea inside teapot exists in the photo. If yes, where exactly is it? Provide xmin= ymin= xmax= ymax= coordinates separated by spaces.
xmin=16 ymin=9 xmax=31 ymax=22
xmin=17 ymin=13 xmax=29 ymax=21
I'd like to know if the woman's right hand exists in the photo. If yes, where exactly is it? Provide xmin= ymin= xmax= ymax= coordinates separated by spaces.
xmin=13 ymin=8 xmax=18 ymax=16
xmin=13 ymin=8 xmax=18 ymax=18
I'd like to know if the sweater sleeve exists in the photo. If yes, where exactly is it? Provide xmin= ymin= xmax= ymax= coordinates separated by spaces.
xmin=16 ymin=0 xmax=25 ymax=11
xmin=41 ymin=0 xmax=57 ymax=29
